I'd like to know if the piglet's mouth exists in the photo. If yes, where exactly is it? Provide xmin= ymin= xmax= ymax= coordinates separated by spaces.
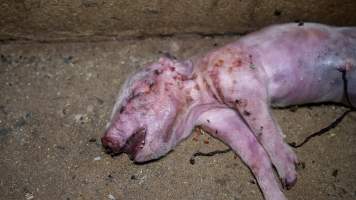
xmin=122 ymin=128 xmax=146 ymax=160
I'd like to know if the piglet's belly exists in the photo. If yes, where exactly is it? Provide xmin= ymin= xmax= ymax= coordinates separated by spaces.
xmin=267 ymin=63 xmax=344 ymax=107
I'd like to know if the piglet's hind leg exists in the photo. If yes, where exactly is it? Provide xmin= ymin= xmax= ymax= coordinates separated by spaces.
xmin=197 ymin=108 xmax=287 ymax=200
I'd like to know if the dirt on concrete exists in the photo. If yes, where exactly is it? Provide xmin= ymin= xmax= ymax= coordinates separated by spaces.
xmin=0 ymin=34 xmax=355 ymax=200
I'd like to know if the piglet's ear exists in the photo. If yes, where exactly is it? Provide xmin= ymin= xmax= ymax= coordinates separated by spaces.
xmin=158 ymin=57 xmax=193 ymax=76
xmin=176 ymin=60 xmax=193 ymax=76
xmin=158 ymin=56 xmax=174 ymax=66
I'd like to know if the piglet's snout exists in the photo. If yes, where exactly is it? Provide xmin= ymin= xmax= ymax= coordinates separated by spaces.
xmin=101 ymin=112 xmax=142 ymax=155
xmin=101 ymin=134 xmax=123 ymax=154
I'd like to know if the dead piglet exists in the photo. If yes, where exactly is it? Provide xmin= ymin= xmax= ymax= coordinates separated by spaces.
xmin=102 ymin=23 xmax=356 ymax=200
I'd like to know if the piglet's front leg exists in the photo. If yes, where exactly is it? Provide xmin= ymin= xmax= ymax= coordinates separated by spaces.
xmin=197 ymin=108 xmax=286 ymax=200
xmin=235 ymin=96 xmax=298 ymax=189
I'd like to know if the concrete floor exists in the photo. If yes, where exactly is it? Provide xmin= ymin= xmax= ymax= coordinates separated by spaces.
xmin=0 ymin=35 xmax=355 ymax=200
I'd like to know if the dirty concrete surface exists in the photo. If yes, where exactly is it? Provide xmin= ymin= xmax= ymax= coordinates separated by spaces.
xmin=1 ymin=0 xmax=356 ymax=41
xmin=0 ymin=35 xmax=356 ymax=200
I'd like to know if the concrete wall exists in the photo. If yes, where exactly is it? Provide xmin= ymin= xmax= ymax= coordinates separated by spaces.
xmin=1 ymin=0 xmax=356 ymax=41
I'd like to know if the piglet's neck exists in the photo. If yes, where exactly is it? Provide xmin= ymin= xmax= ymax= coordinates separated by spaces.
xmin=160 ymin=58 xmax=198 ymax=104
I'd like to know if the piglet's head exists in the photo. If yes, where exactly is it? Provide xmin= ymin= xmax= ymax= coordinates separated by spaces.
xmin=102 ymin=57 xmax=195 ymax=162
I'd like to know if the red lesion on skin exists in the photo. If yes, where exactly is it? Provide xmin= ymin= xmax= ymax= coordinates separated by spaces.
xmin=171 ymin=74 xmax=187 ymax=90
xmin=214 ymin=59 xmax=224 ymax=68
xmin=202 ymin=50 xmax=249 ymax=102
xmin=181 ymin=75 xmax=192 ymax=81
xmin=173 ymin=75 xmax=182 ymax=81
xmin=222 ymin=49 xmax=249 ymax=73
xmin=233 ymin=59 xmax=243 ymax=67
xmin=173 ymin=73 xmax=194 ymax=82
xmin=228 ymin=58 xmax=243 ymax=73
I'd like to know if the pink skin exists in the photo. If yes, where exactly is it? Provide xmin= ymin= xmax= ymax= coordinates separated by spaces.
xmin=197 ymin=108 xmax=287 ymax=200
xmin=102 ymin=23 xmax=356 ymax=200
